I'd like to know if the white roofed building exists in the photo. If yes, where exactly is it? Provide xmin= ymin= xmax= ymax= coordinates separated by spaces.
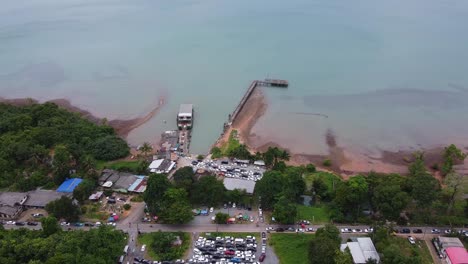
xmin=149 ymin=159 xmax=176 ymax=174
xmin=341 ymin=237 xmax=380 ymax=264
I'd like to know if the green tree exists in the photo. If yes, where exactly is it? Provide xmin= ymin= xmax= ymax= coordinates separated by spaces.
xmin=89 ymin=135 xmax=129 ymax=161
xmin=139 ymin=142 xmax=153 ymax=158
xmin=225 ymin=189 xmax=248 ymax=204
xmin=372 ymin=184 xmax=410 ymax=220
xmin=272 ymin=196 xmax=297 ymax=224
xmin=282 ymin=168 xmax=306 ymax=203
xmin=149 ymin=231 xmax=188 ymax=260
xmin=334 ymin=249 xmax=353 ymax=264
xmin=306 ymin=164 xmax=316 ymax=173
xmin=52 ymin=144 xmax=72 ymax=185
xmin=41 ymin=216 xmax=61 ymax=237
xmin=173 ymin=166 xmax=196 ymax=193
xmin=445 ymin=172 xmax=465 ymax=213
xmin=160 ymin=188 xmax=193 ymax=224
xmin=334 ymin=176 xmax=368 ymax=219
xmin=315 ymin=224 xmax=341 ymax=245
xmin=210 ymin=147 xmax=222 ymax=159
xmin=408 ymin=172 xmax=440 ymax=207
xmin=408 ymin=152 xmax=426 ymax=177
xmin=312 ymin=177 xmax=329 ymax=202
xmin=73 ymin=179 xmax=96 ymax=203
xmin=45 ymin=196 xmax=81 ymax=222
xmin=191 ymin=176 xmax=225 ymax=206
xmin=227 ymin=144 xmax=252 ymax=160
xmin=442 ymin=144 xmax=467 ymax=175
xmin=254 ymin=171 xmax=285 ymax=209
xmin=322 ymin=159 xmax=332 ymax=167
xmin=309 ymin=237 xmax=339 ymax=264
xmin=79 ymin=154 xmax=97 ymax=177
xmin=144 ymin=173 xmax=172 ymax=215
xmin=262 ymin=147 xmax=290 ymax=168
xmin=215 ymin=212 xmax=230 ymax=224
xmin=382 ymin=244 xmax=417 ymax=264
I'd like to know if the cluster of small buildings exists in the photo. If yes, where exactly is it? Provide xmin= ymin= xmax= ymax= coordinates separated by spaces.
xmin=99 ymin=169 xmax=148 ymax=194
xmin=434 ymin=237 xmax=468 ymax=264
xmin=155 ymin=130 xmax=180 ymax=160
xmin=0 ymin=190 xmax=70 ymax=219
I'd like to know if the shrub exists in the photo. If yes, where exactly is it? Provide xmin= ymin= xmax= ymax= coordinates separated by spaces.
xmin=131 ymin=195 xmax=144 ymax=202
xmin=323 ymin=159 xmax=332 ymax=167
xmin=306 ymin=164 xmax=316 ymax=173
xmin=123 ymin=204 xmax=131 ymax=210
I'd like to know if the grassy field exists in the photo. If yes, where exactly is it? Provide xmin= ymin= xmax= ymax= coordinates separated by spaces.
xmin=97 ymin=160 xmax=141 ymax=171
xmin=270 ymin=233 xmax=314 ymax=264
xmin=212 ymin=130 xmax=241 ymax=158
xmin=303 ymin=171 xmax=341 ymax=191
xmin=138 ymin=232 xmax=191 ymax=261
xmin=81 ymin=203 xmax=108 ymax=221
xmin=297 ymin=205 xmax=330 ymax=223
xmin=389 ymin=236 xmax=434 ymax=264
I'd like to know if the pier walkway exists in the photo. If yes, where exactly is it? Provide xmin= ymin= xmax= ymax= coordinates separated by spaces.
xmin=228 ymin=79 xmax=288 ymax=125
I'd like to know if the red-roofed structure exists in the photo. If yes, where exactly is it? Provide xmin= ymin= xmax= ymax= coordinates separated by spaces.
xmin=446 ymin=247 xmax=468 ymax=264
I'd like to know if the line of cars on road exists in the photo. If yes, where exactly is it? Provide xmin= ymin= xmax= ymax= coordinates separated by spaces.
xmin=2 ymin=221 xmax=38 ymax=226
xmin=266 ymin=226 xmax=314 ymax=233
xmin=190 ymin=235 xmax=264 ymax=264
xmin=340 ymin=228 xmax=374 ymax=233
xmin=392 ymin=228 xmax=465 ymax=235
xmin=59 ymin=221 xmax=115 ymax=227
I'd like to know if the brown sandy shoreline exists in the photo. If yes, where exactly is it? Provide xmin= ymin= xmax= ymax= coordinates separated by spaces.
xmin=0 ymin=96 xmax=165 ymax=139
xmin=213 ymin=88 xmax=467 ymax=178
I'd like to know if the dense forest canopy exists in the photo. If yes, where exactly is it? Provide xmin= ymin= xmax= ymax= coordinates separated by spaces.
xmin=0 ymin=102 xmax=129 ymax=190
xmin=0 ymin=226 xmax=126 ymax=264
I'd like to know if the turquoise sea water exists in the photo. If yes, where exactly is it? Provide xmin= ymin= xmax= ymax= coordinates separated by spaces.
xmin=1 ymin=0 xmax=468 ymax=155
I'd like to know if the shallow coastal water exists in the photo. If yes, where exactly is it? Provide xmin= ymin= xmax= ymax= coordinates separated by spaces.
xmin=1 ymin=0 xmax=468 ymax=156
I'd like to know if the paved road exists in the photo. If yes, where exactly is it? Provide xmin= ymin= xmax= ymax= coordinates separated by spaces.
xmin=4 ymin=222 xmax=465 ymax=235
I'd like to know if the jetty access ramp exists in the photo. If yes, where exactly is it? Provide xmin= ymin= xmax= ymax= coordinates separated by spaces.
xmin=228 ymin=79 xmax=288 ymax=125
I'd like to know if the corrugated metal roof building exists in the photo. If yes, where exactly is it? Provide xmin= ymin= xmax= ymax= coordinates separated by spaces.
xmin=341 ymin=237 xmax=380 ymax=264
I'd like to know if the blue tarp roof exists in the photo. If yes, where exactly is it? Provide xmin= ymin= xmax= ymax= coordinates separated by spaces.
xmin=57 ymin=178 xmax=83 ymax=193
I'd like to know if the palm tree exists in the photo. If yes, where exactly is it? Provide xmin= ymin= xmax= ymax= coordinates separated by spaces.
xmin=80 ymin=155 xmax=96 ymax=174
xmin=279 ymin=150 xmax=290 ymax=161
xmin=139 ymin=142 xmax=153 ymax=159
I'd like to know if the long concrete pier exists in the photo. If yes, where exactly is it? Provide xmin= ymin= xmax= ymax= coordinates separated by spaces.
xmin=228 ymin=79 xmax=288 ymax=125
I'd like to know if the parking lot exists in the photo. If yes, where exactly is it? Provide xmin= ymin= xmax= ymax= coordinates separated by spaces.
xmin=190 ymin=158 xmax=266 ymax=182
xmin=189 ymin=232 xmax=270 ymax=264
xmin=190 ymin=206 xmax=263 ymax=226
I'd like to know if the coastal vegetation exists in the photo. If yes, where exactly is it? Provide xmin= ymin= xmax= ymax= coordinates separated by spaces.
xmin=254 ymin=146 xmax=467 ymax=226
xmin=0 ymin=102 xmax=129 ymax=191
xmin=0 ymin=224 xmax=126 ymax=264
xmin=212 ymin=130 xmax=291 ymax=169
